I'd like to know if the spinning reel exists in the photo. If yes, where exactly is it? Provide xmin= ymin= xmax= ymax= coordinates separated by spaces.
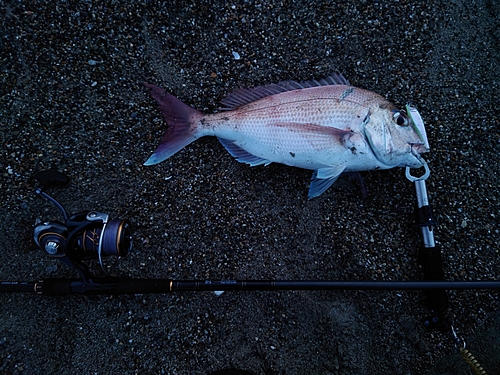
xmin=33 ymin=171 xmax=132 ymax=282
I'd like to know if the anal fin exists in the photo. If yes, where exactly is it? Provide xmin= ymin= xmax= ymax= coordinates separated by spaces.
xmin=218 ymin=138 xmax=271 ymax=167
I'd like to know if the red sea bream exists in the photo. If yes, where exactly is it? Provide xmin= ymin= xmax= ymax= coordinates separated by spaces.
xmin=144 ymin=74 xmax=429 ymax=198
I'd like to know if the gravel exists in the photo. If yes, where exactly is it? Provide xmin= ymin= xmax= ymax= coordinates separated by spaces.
xmin=1 ymin=0 xmax=499 ymax=374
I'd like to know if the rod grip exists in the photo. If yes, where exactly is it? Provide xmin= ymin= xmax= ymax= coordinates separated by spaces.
xmin=38 ymin=278 xmax=172 ymax=295
xmin=38 ymin=279 xmax=73 ymax=295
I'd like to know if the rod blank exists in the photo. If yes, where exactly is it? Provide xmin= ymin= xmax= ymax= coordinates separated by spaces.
xmin=171 ymin=280 xmax=500 ymax=292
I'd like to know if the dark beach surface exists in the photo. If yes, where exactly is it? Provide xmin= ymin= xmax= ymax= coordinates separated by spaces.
xmin=1 ymin=1 xmax=499 ymax=374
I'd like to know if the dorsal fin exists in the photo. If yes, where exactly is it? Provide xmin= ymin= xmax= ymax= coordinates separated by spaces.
xmin=219 ymin=72 xmax=351 ymax=110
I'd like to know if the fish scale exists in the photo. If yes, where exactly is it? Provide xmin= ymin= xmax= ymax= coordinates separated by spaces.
xmin=144 ymin=74 xmax=429 ymax=198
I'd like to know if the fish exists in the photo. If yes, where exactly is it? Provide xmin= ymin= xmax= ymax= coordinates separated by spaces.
xmin=144 ymin=73 xmax=429 ymax=198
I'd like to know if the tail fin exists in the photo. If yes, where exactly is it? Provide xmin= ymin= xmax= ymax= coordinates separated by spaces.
xmin=144 ymin=83 xmax=203 ymax=165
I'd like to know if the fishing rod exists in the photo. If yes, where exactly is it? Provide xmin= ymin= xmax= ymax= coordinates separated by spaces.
xmin=1 ymin=170 xmax=491 ymax=375
xmin=1 ymin=168 xmax=499 ymax=296
xmin=3 ymin=279 xmax=500 ymax=296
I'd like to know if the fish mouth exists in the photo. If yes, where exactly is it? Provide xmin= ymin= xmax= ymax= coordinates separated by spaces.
xmin=410 ymin=143 xmax=428 ymax=165
xmin=411 ymin=143 xmax=429 ymax=155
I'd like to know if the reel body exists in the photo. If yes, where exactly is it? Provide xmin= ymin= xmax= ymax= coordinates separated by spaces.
xmin=34 ymin=212 xmax=130 ymax=260
xmin=33 ymin=171 xmax=132 ymax=280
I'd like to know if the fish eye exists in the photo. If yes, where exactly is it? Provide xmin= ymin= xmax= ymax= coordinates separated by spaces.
xmin=393 ymin=111 xmax=409 ymax=126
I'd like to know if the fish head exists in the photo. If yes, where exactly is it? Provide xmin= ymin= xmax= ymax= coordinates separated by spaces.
xmin=364 ymin=102 xmax=430 ymax=168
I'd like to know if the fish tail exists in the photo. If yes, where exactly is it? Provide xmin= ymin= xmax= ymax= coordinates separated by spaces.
xmin=144 ymin=83 xmax=203 ymax=165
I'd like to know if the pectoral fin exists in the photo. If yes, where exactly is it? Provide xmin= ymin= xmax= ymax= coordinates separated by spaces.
xmin=308 ymin=165 xmax=345 ymax=199
xmin=274 ymin=123 xmax=354 ymax=151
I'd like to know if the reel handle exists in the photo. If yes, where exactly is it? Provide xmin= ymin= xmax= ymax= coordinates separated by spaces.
xmin=33 ymin=170 xmax=69 ymax=190
xmin=34 ymin=170 xmax=70 ymax=221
